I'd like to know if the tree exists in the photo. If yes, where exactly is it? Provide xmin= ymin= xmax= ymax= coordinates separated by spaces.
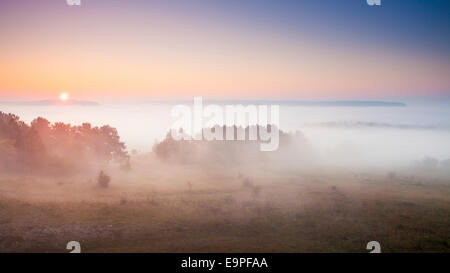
xmin=0 ymin=111 xmax=129 ymax=173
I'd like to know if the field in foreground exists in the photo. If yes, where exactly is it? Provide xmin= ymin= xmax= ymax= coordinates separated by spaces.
xmin=0 ymin=167 xmax=449 ymax=253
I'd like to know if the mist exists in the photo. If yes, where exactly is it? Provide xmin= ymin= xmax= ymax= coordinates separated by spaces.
xmin=1 ymin=102 xmax=449 ymax=252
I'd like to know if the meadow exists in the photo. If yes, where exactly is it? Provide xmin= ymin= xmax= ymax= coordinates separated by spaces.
xmin=1 ymin=157 xmax=449 ymax=253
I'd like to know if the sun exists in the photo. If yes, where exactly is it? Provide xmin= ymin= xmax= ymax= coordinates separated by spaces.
xmin=60 ymin=93 xmax=69 ymax=101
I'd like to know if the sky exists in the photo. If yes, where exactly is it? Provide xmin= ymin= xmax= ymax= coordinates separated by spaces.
xmin=0 ymin=0 xmax=449 ymax=101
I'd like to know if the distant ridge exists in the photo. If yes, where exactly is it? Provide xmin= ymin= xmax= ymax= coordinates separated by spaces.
xmin=0 ymin=99 xmax=99 ymax=106
xmin=302 ymin=121 xmax=446 ymax=130
xmin=206 ymin=100 xmax=407 ymax=107
xmin=152 ymin=99 xmax=407 ymax=107
xmin=278 ymin=100 xmax=406 ymax=107
xmin=0 ymin=99 xmax=406 ymax=107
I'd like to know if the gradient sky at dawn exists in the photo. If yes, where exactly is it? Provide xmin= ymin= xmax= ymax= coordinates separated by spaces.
xmin=0 ymin=0 xmax=449 ymax=100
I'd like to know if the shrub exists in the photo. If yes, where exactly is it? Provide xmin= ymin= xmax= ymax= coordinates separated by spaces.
xmin=97 ymin=170 xmax=111 ymax=188
xmin=242 ymin=177 xmax=261 ymax=197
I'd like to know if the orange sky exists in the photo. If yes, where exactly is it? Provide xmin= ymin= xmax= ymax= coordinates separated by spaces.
xmin=1 ymin=0 xmax=449 ymax=100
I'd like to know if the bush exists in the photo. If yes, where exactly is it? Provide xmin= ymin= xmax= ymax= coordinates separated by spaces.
xmin=242 ymin=178 xmax=261 ymax=197
xmin=97 ymin=170 xmax=111 ymax=188
xmin=419 ymin=157 xmax=439 ymax=169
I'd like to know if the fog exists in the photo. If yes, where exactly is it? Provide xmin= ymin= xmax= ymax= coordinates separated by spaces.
xmin=2 ymin=101 xmax=450 ymax=168
xmin=1 ymin=102 xmax=450 ymax=252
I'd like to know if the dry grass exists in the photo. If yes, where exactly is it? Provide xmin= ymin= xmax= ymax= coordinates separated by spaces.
xmin=0 ymin=168 xmax=449 ymax=253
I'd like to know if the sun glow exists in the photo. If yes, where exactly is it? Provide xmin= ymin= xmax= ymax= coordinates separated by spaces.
xmin=60 ymin=93 xmax=69 ymax=101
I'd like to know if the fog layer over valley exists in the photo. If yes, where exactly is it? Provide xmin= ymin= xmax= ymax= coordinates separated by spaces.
xmin=2 ymin=102 xmax=450 ymax=167
xmin=1 ymin=105 xmax=450 ymax=252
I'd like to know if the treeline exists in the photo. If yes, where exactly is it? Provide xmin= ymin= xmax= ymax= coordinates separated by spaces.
xmin=0 ymin=111 xmax=128 ymax=173
xmin=153 ymin=125 xmax=313 ymax=166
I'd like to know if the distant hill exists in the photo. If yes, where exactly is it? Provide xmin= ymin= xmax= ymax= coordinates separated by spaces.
xmin=280 ymin=100 xmax=406 ymax=107
xmin=150 ymin=99 xmax=407 ymax=107
xmin=205 ymin=100 xmax=407 ymax=107
xmin=0 ymin=99 xmax=407 ymax=107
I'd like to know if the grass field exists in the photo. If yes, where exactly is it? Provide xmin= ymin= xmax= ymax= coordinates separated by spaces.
xmin=1 ymin=163 xmax=449 ymax=253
